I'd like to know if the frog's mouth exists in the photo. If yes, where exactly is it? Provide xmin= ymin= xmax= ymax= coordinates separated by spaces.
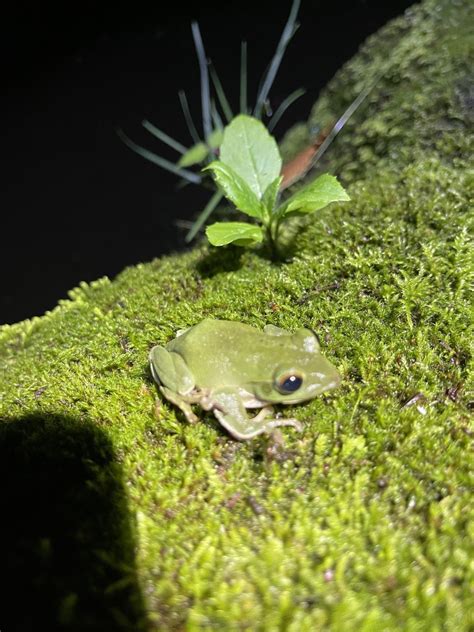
xmin=281 ymin=378 xmax=340 ymax=404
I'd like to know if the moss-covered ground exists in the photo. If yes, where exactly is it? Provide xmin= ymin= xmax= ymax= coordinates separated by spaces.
xmin=1 ymin=0 xmax=473 ymax=629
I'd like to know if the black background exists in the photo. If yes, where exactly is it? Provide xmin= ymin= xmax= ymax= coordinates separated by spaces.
xmin=1 ymin=0 xmax=416 ymax=325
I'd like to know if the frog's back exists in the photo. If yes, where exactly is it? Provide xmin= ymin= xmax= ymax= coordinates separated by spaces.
xmin=167 ymin=319 xmax=278 ymax=386
xmin=168 ymin=319 xmax=262 ymax=354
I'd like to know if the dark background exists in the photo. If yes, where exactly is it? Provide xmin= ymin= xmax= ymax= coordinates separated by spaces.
xmin=1 ymin=0 xmax=416 ymax=325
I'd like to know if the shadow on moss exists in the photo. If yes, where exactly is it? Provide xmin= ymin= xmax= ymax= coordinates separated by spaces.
xmin=195 ymin=224 xmax=303 ymax=274
xmin=0 ymin=413 xmax=147 ymax=631
xmin=196 ymin=245 xmax=245 ymax=277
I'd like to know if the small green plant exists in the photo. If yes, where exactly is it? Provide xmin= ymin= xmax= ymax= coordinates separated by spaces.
xmin=204 ymin=115 xmax=350 ymax=258
xmin=118 ymin=0 xmax=304 ymax=242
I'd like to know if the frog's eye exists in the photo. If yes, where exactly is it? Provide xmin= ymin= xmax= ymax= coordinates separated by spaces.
xmin=275 ymin=372 xmax=304 ymax=394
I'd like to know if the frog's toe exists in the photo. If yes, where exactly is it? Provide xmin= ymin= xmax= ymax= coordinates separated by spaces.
xmin=264 ymin=418 xmax=303 ymax=433
xmin=252 ymin=409 xmax=304 ymax=432
xmin=248 ymin=406 xmax=274 ymax=423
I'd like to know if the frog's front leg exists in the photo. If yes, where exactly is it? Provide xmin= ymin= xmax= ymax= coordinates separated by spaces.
xmin=211 ymin=389 xmax=303 ymax=440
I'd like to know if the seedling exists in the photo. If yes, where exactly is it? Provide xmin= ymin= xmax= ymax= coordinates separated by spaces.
xmin=118 ymin=0 xmax=304 ymax=242
xmin=204 ymin=115 xmax=350 ymax=259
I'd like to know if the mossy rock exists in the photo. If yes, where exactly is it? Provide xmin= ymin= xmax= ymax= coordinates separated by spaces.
xmin=1 ymin=0 xmax=473 ymax=629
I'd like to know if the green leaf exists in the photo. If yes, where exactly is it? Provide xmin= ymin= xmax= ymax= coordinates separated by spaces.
xmin=178 ymin=129 xmax=224 ymax=167
xmin=117 ymin=128 xmax=202 ymax=184
xmin=206 ymin=128 xmax=224 ymax=149
xmin=219 ymin=115 xmax=282 ymax=199
xmin=142 ymin=120 xmax=187 ymax=154
xmin=278 ymin=174 xmax=350 ymax=218
xmin=262 ymin=176 xmax=283 ymax=215
xmin=206 ymin=222 xmax=264 ymax=247
xmin=178 ymin=142 xmax=209 ymax=167
xmin=203 ymin=161 xmax=265 ymax=219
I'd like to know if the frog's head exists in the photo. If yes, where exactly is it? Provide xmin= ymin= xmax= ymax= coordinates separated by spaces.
xmin=253 ymin=328 xmax=340 ymax=405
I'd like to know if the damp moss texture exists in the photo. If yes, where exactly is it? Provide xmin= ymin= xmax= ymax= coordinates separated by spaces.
xmin=1 ymin=0 xmax=473 ymax=629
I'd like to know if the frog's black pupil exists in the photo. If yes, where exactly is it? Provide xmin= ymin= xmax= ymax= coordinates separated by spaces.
xmin=281 ymin=375 xmax=302 ymax=393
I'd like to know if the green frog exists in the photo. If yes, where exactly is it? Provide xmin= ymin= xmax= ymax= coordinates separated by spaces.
xmin=149 ymin=319 xmax=340 ymax=440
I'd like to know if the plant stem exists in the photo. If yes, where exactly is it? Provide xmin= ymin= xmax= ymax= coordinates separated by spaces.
xmin=266 ymin=218 xmax=281 ymax=261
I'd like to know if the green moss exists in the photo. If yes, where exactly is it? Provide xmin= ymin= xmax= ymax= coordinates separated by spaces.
xmin=1 ymin=0 xmax=473 ymax=629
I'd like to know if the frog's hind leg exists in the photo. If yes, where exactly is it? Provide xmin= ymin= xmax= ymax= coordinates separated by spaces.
xmin=149 ymin=345 xmax=198 ymax=423
xmin=149 ymin=345 xmax=195 ymax=393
